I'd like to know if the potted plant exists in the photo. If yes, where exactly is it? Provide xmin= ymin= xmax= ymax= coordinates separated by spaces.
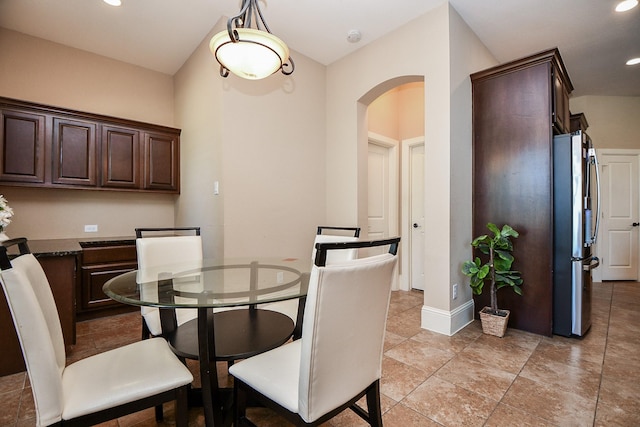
xmin=461 ymin=223 xmax=523 ymax=337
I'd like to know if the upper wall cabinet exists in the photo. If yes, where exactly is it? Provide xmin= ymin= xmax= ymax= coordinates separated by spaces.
xmin=0 ymin=108 xmax=46 ymax=184
xmin=570 ymin=112 xmax=589 ymax=133
xmin=553 ymin=69 xmax=571 ymax=134
xmin=143 ymin=131 xmax=179 ymax=191
xmin=101 ymin=124 xmax=140 ymax=189
xmin=52 ymin=117 xmax=98 ymax=187
xmin=472 ymin=48 xmax=573 ymax=137
xmin=0 ymin=97 xmax=180 ymax=193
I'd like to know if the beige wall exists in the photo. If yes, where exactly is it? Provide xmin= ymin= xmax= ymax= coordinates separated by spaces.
xmin=570 ymin=96 xmax=640 ymax=149
xmin=0 ymin=187 xmax=174 ymax=239
xmin=368 ymin=88 xmax=401 ymax=140
xmin=0 ymin=28 xmax=176 ymax=240
xmin=219 ymin=55 xmax=327 ymax=259
xmin=325 ymin=3 xmax=496 ymax=334
xmin=448 ymin=5 xmax=497 ymax=312
xmin=0 ymin=28 xmax=174 ymax=125
xmin=173 ymin=24 xmax=225 ymax=258
xmin=399 ymin=82 xmax=426 ymax=141
xmin=368 ymin=82 xmax=425 ymax=142
xmin=174 ymin=20 xmax=327 ymax=260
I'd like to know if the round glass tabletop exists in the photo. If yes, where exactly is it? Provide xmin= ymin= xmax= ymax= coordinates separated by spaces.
xmin=103 ymin=258 xmax=310 ymax=309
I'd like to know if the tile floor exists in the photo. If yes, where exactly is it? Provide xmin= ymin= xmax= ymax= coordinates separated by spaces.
xmin=1 ymin=281 xmax=638 ymax=426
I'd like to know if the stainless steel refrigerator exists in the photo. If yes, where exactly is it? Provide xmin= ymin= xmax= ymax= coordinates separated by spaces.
xmin=553 ymin=130 xmax=600 ymax=337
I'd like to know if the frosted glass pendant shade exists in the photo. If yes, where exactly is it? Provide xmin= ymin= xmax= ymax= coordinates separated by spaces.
xmin=210 ymin=28 xmax=290 ymax=80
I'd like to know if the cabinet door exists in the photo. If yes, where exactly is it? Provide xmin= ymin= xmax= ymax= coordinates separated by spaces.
xmin=80 ymin=261 xmax=137 ymax=312
xmin=143 ymin=131 xmax=179 ymax=192
xmin=553 ymin=69 xmax=570 ymax=134
xmin=472 ymin=61 xmax=554 ymax=336
xmin=101 ymin=125 xmax=140 ymax=188
xmin=0 ymin=109 xmax=46 ymax=183
xmin=52 ymin=117 xmax=97 ymax=186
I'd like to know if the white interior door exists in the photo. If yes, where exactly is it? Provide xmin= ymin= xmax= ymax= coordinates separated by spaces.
xmin=400 ymin=138 xmax=425 ymax=291
xmin=599 ymin=151 xmax=639 ymax=281
xmin=368 ymin=143 xmax=389 ymax=242
xmin=367 ymin=134 xmax=398 ymax=257
xmin=409 ymin=144 xmax=425 ymax=290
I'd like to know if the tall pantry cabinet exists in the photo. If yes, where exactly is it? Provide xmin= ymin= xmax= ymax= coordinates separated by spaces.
xmin=470 ymin=48 xmax=573 ymax=336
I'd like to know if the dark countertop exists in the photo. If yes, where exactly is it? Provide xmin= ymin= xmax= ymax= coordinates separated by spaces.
xmin=28 ymin=236 xmax=136 ymax=257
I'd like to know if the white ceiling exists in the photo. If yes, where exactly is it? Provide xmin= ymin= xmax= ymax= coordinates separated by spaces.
xmin=1 ymin=0 xmax=638 ymax=97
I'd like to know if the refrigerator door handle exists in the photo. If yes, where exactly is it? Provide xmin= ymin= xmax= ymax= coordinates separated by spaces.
xmin=583 ymin=256 xmax=600 ymax=271
xmin=590 ymin=147 xmax=601 ymax=245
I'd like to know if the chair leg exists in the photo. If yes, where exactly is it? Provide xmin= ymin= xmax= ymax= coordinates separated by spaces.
xmin=365 ymin=380 xmax=383 ymax=427
xmin=234 ymin=380 xmax=248 ymax=426
xmin=175 ymin=385 xmax=190 ymax=427
xmin=142 ymin=319 xmax=165 ymax=421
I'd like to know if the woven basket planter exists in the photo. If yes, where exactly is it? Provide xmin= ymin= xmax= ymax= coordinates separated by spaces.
xmin=479 ymin=307 xmax=510 ymax=337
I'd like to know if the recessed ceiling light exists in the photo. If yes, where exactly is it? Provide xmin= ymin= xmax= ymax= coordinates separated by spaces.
xmin=103 ymin=0 xmax=122 ymax=6
xmin=626 ymin=57 xmax=640 ymax=65
xmin=615 ymin=0 xmax=638 ymax=12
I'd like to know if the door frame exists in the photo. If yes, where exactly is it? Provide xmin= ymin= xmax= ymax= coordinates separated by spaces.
xmin=400 ymin=136 xmax=425 ymax=291
xmin=594 ymin=148 xmax=640 ymax=282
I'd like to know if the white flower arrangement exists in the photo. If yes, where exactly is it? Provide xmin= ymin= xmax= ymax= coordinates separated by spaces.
xmin=0 ymin=195 xmax=14 ymax=232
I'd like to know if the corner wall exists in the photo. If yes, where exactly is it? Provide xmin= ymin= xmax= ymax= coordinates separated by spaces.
xmin=173 ymin=21 xmax=327 ymax=260
xmin=173 ymin=24 xmax=225 ymax=258
xmin=325 ymin=3 xmax=496 ymax=335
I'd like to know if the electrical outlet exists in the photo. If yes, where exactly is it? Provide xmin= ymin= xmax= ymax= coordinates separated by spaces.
xmin=84 ymin=224 xmax=98 ymax=232
xmin=452 ymin=283 xmax=458 ymax=300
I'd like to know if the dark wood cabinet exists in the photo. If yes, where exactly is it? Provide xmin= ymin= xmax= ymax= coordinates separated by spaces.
xmin=101 ymin=125 xmax=140 ymax=189
xmin=0 ymin=253 xmax=78 ymax=376
xmin=0 ymin=97 xmax=180 ymax=193
xmin=52 ymin=117 xmax=98 ymax=187
xmin=470 ymin=48 xmax=574 ymax=336
xmin=38 ymin=255 xmax=78 ymax=346
xmin=78 ymin=242 xmax=138 ymax=319
xmin=570 ymin=112 xmax=589 ymax=132
xmin=0 ymin=285 xmax=24 ymax=376
xmin=553 ymin=68 xmax=571 ymax=134
xmin=0 ymin=108 xmax=46 ymax=184
xmin=143 ymin=131 xmax=179 ymax=191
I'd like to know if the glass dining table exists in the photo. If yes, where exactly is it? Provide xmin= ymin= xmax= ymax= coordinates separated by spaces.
xmin=103 ymin=257 xmax=310 ymax=427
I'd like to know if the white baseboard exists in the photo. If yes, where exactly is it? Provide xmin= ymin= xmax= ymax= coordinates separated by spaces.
xmin=421 ymin=299 xmax=475 ymax=336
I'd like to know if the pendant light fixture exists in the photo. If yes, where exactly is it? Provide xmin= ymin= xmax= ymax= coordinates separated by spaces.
xmin=209 ymin=0 xmax=294 ymax=80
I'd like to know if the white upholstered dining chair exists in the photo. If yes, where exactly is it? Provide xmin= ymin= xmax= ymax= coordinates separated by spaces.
xmin=0 ymin=238 xmax=193 ymax=427
xmin=311 ymin=225 xmax=361 ymax=264
xmin=230 ymin=237 xmax=400 ymax=426
xmin=135 ymin=227 xmax=202 ymax=339
xmin=260 ymin=225 xmax=361 ymax=340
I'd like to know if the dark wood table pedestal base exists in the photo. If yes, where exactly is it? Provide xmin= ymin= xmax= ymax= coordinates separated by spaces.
xmin=168 ymin=308 xmax=294 ymax=426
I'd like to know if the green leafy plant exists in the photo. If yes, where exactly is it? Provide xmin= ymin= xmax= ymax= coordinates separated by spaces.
xmin=461 ymin=223 xmax=523 ymax=315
